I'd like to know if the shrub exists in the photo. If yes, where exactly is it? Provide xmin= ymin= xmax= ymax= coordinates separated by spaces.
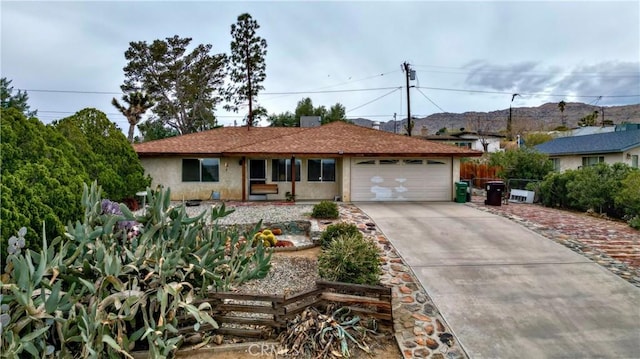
xmin=0 ymin=182 xmax=271 ymax=358
xmin=538 ymin=170 xmax=579 ymax=209
xmin=523 ymin=132 xmax=554 ymax=147
xmin=566 ymin=162 xmax=633 ymax=216
xmin=615 ymin=170 xmax=640 ymax=217
xmin=627 ymin=215 xmax=640 ymax=230
xmin=311 ymin=200 xmax=339 ymax=219
xmin=0 ymin=108 xmax=151 ymax=263
xmin=488 ymin=148 xmax=553 ymax=189
xmin=538 ymin=164 xmax=639 ymax=226
xmin=319 ymin=222 xmax=362 ymax=249
xmin=318 ymin=234 xmax=381 ymax=285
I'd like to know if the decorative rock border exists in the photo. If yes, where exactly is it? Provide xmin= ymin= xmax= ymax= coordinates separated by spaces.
xmin=336 ymin=204 xmax=468 ymax=359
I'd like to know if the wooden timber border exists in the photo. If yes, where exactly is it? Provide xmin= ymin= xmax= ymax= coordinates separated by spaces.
xmin=179 ymin=280 xmax=393 ymax=339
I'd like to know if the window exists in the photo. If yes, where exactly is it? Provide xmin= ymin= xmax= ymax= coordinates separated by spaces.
xmin=632 ymin=155 xmax=639 ymax=168
xmin=182 ymin=158 xmax=219 ymax=182
xmin=356 ymin=159 xmax=375 ymax=165
xmin=271 ymin=159 xmax=301 ymax=182
xmin=403 ymin=159 xmax=423 ymax=165
xmin=550 ymin=158 xmax=560 ymax=172
xmin=427 ymin=160 xmax=446 ymax=165
xmin=308 ymin=159 xmax=336 ymax=182
xmin=582 ymin=156 xmax=604 ymax=167
xmin=379 ymin=159 xmax=399 ymax=165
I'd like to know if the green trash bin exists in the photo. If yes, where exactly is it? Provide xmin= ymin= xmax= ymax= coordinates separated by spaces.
xmin=455 ymin=182 xmax=468 ymax=203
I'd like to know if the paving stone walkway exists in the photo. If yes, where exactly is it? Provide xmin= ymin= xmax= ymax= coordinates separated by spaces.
xmin=329 ymin=204 xmax=468 ymax=359
xmin=467 ymin=196 xmax=640 ymax=287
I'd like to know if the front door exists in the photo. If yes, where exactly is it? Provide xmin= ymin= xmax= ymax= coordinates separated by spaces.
xmin=249 ymin=159 xmax=267 ymax=198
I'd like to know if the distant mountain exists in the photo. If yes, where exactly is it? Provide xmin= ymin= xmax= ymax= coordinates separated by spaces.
xmin=351 ymin=102 xmax=640 ymax=135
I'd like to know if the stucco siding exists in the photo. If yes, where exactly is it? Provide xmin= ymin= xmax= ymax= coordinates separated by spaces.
xmin=141 ymin=157 xmax=243 ymax=201
xmin=624 ymin=147 xmax=640 ymax=168
xmin=451 ymin=158 xmax=461 ymax=200
xmin=141 ymin=156 xmax=340 ymax=201
xmin=555 ymin=153 xmax=626 ymax=172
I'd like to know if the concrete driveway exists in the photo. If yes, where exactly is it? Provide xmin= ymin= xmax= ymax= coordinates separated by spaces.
xmin=356 ymin=202 xmax=640 ymax=359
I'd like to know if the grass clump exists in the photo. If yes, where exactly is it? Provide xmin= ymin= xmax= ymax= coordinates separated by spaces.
xmin=319 ymin=222 xmax=362 ymax=249
xmin=311 ymin=200 xmax=339 ymax=219
xmin=318 ymin=234 xmax=381 ymax=285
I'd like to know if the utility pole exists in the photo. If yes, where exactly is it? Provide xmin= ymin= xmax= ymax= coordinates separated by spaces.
xmin=403 ymin=62 xmax=413 ymax=136
xmin=508 ymin=93 xmax=520 ymax=141
xmin=393 ymin=112 xmax=397 ymax=133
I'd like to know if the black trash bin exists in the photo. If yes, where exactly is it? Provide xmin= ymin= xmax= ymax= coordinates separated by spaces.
xmin=485 ymin=181 xmax=505 ymax=206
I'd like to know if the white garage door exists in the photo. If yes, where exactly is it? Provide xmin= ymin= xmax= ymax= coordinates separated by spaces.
xmin=351 ymin=158 xmax=452 ymax=201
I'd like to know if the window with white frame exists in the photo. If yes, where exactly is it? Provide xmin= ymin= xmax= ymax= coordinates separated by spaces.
xmin=271 ymin=159 xmax=301 ymax=182
xmin=632 ymin=155 xmax=639 ymax=168
xmin=308 ymin=159 xmax=336 ymax=182
xmin=182 ymin=158 xmax=219 ymax=182
xmin=582 ymin=156 xmax=604 ymax=167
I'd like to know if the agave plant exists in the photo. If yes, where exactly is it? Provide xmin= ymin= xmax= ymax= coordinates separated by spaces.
xmin=1 ymin=181 xmax=272 ymax=358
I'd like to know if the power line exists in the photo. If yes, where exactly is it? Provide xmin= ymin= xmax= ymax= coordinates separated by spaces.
xmin=262 ymin=86 xmax=401 ymax=95
xmin=346 ymin=87 xmax=402 ymax=113
xmin=17 ymin=89 xmax=120 ymax=95
xmin=414 ymin=86 xmax=640 ymax=98
xmin=310 ymin=70 xmax=402 ymax=91
xmin=18 ymin=84 xmax=639 ymax=99
xmin=415 ymin=88 xmax=447 ymax=113
xmin=412 ymin=64 xmax=640 ymax=77
xmin=19 ymin=86 xmax=403 ymax=96
xmin=36 ymin=109 xmax=246 ymax=119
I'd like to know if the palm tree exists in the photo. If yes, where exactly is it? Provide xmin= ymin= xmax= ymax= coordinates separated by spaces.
xmin=112 ymin=92 xmax=154 ymax=143
xmin=558 ymin=100 xmax=566 ymax=127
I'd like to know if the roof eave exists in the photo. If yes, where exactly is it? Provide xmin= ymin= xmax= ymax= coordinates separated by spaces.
xmin=137 ymin=152 xmax=224 ymax=158
xmin=544 ymin=150 xmax=622 ymax=156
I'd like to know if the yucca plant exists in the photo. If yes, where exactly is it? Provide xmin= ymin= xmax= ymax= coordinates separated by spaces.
xmin=1 ymin=182 xmax=272 ymax=358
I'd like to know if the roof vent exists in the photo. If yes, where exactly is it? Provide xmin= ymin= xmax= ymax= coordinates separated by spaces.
xmin=300 ymin=116 xmax=321 ymax=128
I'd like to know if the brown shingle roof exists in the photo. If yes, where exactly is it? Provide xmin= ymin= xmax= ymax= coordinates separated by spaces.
xmin=133 ymin=126 xmax=303 ymax=156
xmin=134 ymin=122 xmax=482 ymax=157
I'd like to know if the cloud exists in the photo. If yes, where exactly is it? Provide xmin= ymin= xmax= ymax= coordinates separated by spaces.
xmin=552 ymin=62 xmax=640 ymax=105
xmin=463 ymin=61 xmax=640 ymax=106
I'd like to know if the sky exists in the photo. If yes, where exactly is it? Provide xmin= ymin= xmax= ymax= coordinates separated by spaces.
xmin=2 ymin=0 xmax=639 ymax=131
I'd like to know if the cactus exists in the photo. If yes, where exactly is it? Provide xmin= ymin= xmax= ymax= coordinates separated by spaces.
xmin=0 ymin=181 xmax=272 ymax=358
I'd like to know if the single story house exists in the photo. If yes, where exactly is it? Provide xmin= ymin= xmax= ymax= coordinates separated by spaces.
xmin=535 ymin=129 xmax=640 ymax=172
xmin=133 ymin=121 xmax=482 ymax=202
xmin=422 ymin=131 xmax=504 ymax=153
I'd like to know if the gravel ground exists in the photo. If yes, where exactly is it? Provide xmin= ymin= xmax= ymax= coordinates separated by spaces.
xmin=235 ymin=256 xmax=319 ymax=295
xmin=179 ymin=202 xmax=315 ymax=225
xmin=179 ymin=202 xmax=321 ymax=296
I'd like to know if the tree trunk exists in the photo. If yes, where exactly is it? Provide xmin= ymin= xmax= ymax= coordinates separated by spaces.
xmin=246 ymin=52 xmax=253 ymax=129
xmin=128 ymin=122 xmax=135 ymax=143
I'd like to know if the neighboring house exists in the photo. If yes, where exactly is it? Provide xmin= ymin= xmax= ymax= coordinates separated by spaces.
xmin=133 ymin=121 xmax=482 ymax=202
xmin=422 ymin=131 xmax=504 ymax=153
xmin=555 ymin=126 xmax=615 ymax=137
xmin=535 ymin=129 xmax=640 ymax=172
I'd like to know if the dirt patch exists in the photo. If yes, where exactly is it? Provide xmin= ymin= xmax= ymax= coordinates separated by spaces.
xmin=272 ymin=246 xmax=320 ymax=260
xmin=176 ymin=336 xmax=402 ymax=359
xmin=175 ymin=246 xmax=402 ymax=358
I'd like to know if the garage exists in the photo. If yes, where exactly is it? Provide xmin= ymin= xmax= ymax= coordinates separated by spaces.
xmin=350 ymin=158 xmax=452 ymax=201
